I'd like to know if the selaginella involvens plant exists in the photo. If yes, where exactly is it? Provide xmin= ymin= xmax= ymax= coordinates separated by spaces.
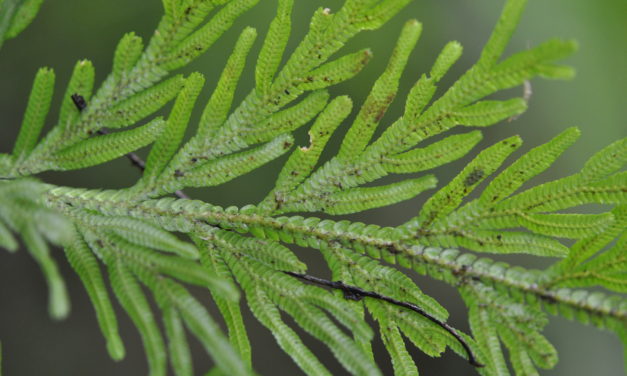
xmin=0 ymin=0 xmax=625 ymax=375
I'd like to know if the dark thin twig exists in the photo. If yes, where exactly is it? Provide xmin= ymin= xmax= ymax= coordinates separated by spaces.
xmin=71 ymin=93 xmax=483 ymax=368
xmin=285 ymin=271 xmax=484 ymax=368
xmin=71 ymin=93 xmax=189 ymax=199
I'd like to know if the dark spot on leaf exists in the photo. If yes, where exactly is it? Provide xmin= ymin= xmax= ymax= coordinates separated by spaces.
xmin=464 ymin=168 xmax=484 ymax=186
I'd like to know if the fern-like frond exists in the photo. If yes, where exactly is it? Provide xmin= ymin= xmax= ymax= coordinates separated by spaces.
xmin=1 ymin=0 xmax=625 ymax=375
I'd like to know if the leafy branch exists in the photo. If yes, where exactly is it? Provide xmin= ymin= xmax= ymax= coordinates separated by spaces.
xmin=0 ymin=0 xmax=625 ymax=375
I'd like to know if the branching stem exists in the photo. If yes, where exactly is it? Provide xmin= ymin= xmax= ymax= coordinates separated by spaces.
xmin=285 ymin=271 xmax=484 ymax=367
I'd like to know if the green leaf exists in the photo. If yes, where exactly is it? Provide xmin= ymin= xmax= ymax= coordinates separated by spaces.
xmin=383 ymin=131 xmax=483 ymax=174
xmin=144 ymin=73 xmax=205 ymax=181
xmin=65 ymin=230 xmax=125 ymax=360
xmin=323 ymin=176 xmax=437 ymax=215
xmin=12 ymin=67 xmax=55 ymax=159
xmin=579 ymin=137 xmax=627 ymax=182
xmin=419 ymin=135 xmax=522 ymax=226
xmin=476 ymin=0 xmax=528 ymax=69
xmin=54 ymin=117 xmax=166 ymax=170
xmin=0 ymin=220 xmax=17 ymax=252
xmin=247 ymin=288 xmax=331 ymax=375
xmin=102 ymin=75 xmax=185 ymax=129
xmin=296 ymin=48 xmax=372 ymax=92
xmin=4 ymin=0 xmax=43 ymax=40
xmin=163 ymin=306 xmax=193 ymax=376
xmin=430 ymin=41 xmax=463 ymax=81
xmin=338 ymin=19 xmax=422 ymax=159
xmin=113 ymin=32 xmax=144 ymax=81
xmin=57 ymin=60 xmax=95 ymax=133
xmin=198 ymin=27 xmax=257 ymax=140
xmin=22 ymin=225 xmax=69 ymax=320
xmin=197 ymin=239 xmax=252 ymax=367
xmin=176 ymin=134 xmax=294 ymax=190
xmin=261 ymin=95 xmax=352 ymax=213
xmin=109 ymin=258 xmax=166 ymax=376
xmin=480 ymin=127 xmax=580 ymax=205
xmin=452 ymin=98 xmax=527 ymax=127
xmin=243 ymin=90 xmax=329 ymax=144
xmin=162 ymin=0 xmax=260 ymax=71
xmin=255 ymin=0 xmax=293 ymax=96
xmin=162 ymin=280 xmax=252 ymax=376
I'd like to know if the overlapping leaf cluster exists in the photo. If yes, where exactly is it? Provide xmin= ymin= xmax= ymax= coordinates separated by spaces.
xmin=0 ymin=0 xmax=625 ymax=375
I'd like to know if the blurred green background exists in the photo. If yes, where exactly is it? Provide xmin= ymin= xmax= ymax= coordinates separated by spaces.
xmin=0 ymin=0 xmax=625 ymax=375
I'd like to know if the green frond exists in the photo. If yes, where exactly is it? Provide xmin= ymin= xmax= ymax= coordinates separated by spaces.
xmin=162 ymin=306 xmax=193 ymax=376
xmin=480 ymin=127 xmax=580 ymax=205
xmin=159 ymin=279 xmax=252 ymax=376
xmin=77 ymin=212 xmax=199 ymax=259
xmin=247 ymin=287 xmax=331 ymax=376
xmin=101 ymin=75 xmax=185 ymax=129
xmin=22 ymin=225 xmax=69 ymax=320
xmin=467 ymin=305 xmax=508 ymax=375
xmin=260 ymin=95 xmax=352 ymax=213
xmin=113 ymin=32 xmax=144 ymax=81
xmin=516 ymin=212 xmax=614 ymax=239
xmin=106 ymin=234 xmax=237 ymax=300
xmin=476 ymin=0 xmax=528 ymax=69
xmin=379 ymin=322 xmax=419 ymax=376
xmin=197 ymin=27 xmax=257 ymax=140
xmin=430 ymin=41 xmax=463 ymax=82
xmin=432 ymin=229 xmax=569 ymax=257
xmin=12 ymin=67 xmax=55 ymax=159
xmin=196 ymin=238 xmax=252 ymax=366
xmin=383 ymin=131 xmax=483 ymax=174
xmin=4 ymin=0 xmax=626 ymax=374
xmin=402 ymin=38 xmax=463 ymax=122
xmin=3 ymin=0 xmax=43 ymax=40
xmin=171 ymin=134 xmax=293 ymax=191
xmin=0 ymin=220 xmax=17 ymax=252
xmin=65 ymin=229 xmax=125 ymax=360
xmin=255 ymin=0 xmax=293 ymax=96
xmin=354 ymin=0 xmax=413 ymax=30
xmin=108 ymin=258 xmax=167 ymax=376
xmin=418 ymin=136 xmax=522 ymax=226
xmin=57 ymin=60 xmax=95 ymax=133
xmin=53 ymin=117 xmax=166 ymax=170
xmin=243 ymin=90 xmax=329 ymax=145
xmin=579 ymin=137 xmax=627 ymax=182
xmin=144 ymin=73 xmax=205 ymax=181
xmin=452 ymin=98 xmax=527 ymax=127
xmin=217 ymin=235 xmax=378 ymax=375
xmin=498 ymin=172 xmax=626 ymax=213
xmin=295 ymin=48 xmax=372 ymax=92
xmin=322 ymin=176 xmax=437 ymax=215
xmin=161 ymin=0 xmax=260 ymax=71
xmin=338 ymin=19 xmax=422 ymax=159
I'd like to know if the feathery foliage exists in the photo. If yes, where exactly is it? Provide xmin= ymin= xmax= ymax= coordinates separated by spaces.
xmin=0 ymin=0 xmax=625 ymax=375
